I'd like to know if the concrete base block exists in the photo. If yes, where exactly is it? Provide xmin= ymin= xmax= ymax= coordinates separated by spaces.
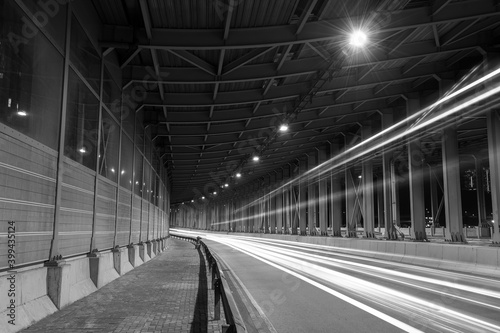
xmin=89 ymin=252 xmax=120 ymax=289
xmin=139 ymin=244 xmax=146 ymax=262
xmin=147 ymin=242 xmax=155 ymax=259
xmin=46 ymin=261 xmax=71 ymax=309
xmin=129 ymin=245 xmax=143 ymax=267
xmin=1 ymin=267 xmax=58 ymax=332
xmin=113 ymin=248 xmax=133 ymax=275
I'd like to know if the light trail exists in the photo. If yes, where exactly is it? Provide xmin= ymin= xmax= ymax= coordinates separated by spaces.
xmin=236 ymin=65 xmax=500 ymax=212
xmin=171 ymin=230 xmax=500 ymax=332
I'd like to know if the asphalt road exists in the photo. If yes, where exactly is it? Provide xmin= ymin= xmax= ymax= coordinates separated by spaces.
xmin=171 ymin=229 xmax=500 ymax=333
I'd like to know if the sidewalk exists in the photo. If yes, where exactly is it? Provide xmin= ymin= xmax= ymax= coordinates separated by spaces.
xmin=20 ymin=238 xmax=226 ymax=333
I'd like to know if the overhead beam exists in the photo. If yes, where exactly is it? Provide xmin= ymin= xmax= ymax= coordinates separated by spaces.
xmin=223 ymin=0 xmax=235 ymax=40
xmin=123 ymin=39 xmax=482 ymax=85
xmin=223 ymin=47 xmax=276 ymax=75
xmin=166 ymin=49 xmax=216 ymax=75
xmin=295 ymin=0 xmax=318 ymax=35
xmin=101 ymin=2 xmax=500 ymax=50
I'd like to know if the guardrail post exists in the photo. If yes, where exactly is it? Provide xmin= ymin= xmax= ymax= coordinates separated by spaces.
xmin=214 ymin=277 xmax=221 ymax=320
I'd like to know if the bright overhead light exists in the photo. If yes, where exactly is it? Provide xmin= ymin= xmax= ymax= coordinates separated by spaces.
xmin=224 ymin=183 xmax=229 ymax=187
xmin=78 ymin=147 xmax=86 ymax=154
xmin=17 ymin=110 xmax=27 ymax=116
xmin=279 ymin=124 xmax=288 ymax=132
xmin=213 ymin=191 xmax=217 ymax=195
xmin=121 ymin=170 xmax=125 ymax=175
xmin=236 ymin=173 xmax=241 ymax=178
xmin=191 ymin=199 xmax=194 ymax=202
xmin=349 ymin=30 xmax=368 ymax=47
xmin=110 ymin=168 xmax=115 ymax=173
xmin=201 ymin=196 xmax=205 ymax=200
xmin=252 ymin=156 xmax=260 ymax=161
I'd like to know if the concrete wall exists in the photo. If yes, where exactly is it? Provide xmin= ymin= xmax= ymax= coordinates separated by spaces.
xmin=210 ymin=232 xmax=500 ymax=276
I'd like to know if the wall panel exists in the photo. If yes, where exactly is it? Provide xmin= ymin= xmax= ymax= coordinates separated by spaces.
xmin=116 ymin=187 xmax=132 ymax=246
xmin=59 ymin=159 xmax=94 ymax=256
xmin=0 ymin=131 xmax=56 ymax=268
xmin=94 ymin=177 xmax=117 ymax=250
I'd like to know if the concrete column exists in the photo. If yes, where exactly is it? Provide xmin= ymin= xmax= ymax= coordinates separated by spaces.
xmin=307 ymin=153 xmax=318 ymax=235
xmin=487 ymin=109 xmax=500 ymax=243
xmin=382 ymin=112 xmax=397 ymax=239
xmin=330 ymin=141 xmax=343 ymax=237
xmin=442 ymin=126 xmax=465 ymax=242
xmin=428 ymin=165 xmax=440 ymax=236
xmin=275 ymin=169 xmax=284 ymax=234
xmin=407 ymin=97 xmax=427 ymax=241
xmin=299 ymin=157 xmax=308 ymax=235
xmin=345 ymin=166 xmax=357 ymax=238
xmin=317 ymin=147 xmax=328 ymax=235
xmin=376 ymin=176 xmax=384 ymax=231
xmin=474 ymin=157 xmax=488 ymax=237
xmin=283 ymin=165 xmax=292 ymax=234
xmin=269 ymin=173 xmax=277 ymax=234
xmin=361 ymin=124 xmax=376 ymax=238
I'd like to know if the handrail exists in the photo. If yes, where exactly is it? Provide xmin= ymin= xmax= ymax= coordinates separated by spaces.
xmin=170 ymin=233 xmax=245 ymax=332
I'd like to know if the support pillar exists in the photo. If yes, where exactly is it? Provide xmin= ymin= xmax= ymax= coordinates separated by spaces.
xmin=382 ymin=112 xmax=398 ymax=240
xmin=487 ymin=109 xmax=500 ymax=243
xmin=442 ymin=127 xmax=466 ymax=242
xmin=407 ymin=97 xmax=427 ymax=241
xmin=299 ymin=157 xmax=308 ymax=235
xmin=317 ymin=147 xmax=328 ymax=235
xmin=345 ymin=166 xmax=358 ymax=238
xmin=275 ymin=169 xmax=284 ymax=234
xmin=330 ymin=141 xmax=342 ymax=237
xmin=307 ymin=153 xmax=318 ymax=235
xmin=361 ymin=125 xmax=376 ymax=238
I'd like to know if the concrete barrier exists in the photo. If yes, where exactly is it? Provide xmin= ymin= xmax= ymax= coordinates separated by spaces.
xmin=213 ymin=231 xmax=500 ymax=276
xmin=0 ymin=267 xmax=58 ymax=333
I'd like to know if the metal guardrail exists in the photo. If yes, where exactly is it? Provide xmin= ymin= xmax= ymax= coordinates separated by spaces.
xmin=170 ymin=234 xmax=245 ymax=333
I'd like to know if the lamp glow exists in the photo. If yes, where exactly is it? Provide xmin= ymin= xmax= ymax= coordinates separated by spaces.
xmin=279 ymin=124 xmax=288 ymax=132
xmin=253 ymin=156 xmax=260 ymax=161
xmin=349 ymin=30 xmax=368 ymax=47
xmin=78 ymin=147 xmax=86 ymax=154
xmin=17 ymin=110 xmax=27 ymax=116
xmin=236 ymin=173 xmax=242 ymax=178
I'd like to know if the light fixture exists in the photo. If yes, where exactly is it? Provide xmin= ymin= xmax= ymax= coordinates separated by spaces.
xmin=121 ymin=170 xmax=125 ymax=175
xmin=191 ymin=199 xmax=194 ymax=202
xmin=358 ymin=175 xmax=362 ymax=179
xmin=17 ymin=110 xmax=27 ymax=116
xmin=110 ymin=168 xmax=115 ymax=173
xmin=213 ymin=191 xmax=217 ymax=195
xmin=252 ymin=155 xmax=260 ymax=161
xmin=349 ymin=30 xmax=368 ymax=47
xmin=236 ymin=173 xmax=241 ymax=178
xmin=224 ymin=183 xmax=229 ymax=187
xmin=279 ymin=124 xmax=288 ymax=132
xmin=78 ymin=147 xmax=86 ymax=154
xmin=202 ymin=196 xmax=205 ymax=200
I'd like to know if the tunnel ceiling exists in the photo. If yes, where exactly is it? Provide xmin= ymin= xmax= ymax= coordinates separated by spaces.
xmin=95 ymin=0 xmax=500 ymax=204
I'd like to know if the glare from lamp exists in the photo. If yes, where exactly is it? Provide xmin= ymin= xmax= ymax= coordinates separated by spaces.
xmin=78 ymin=147 xmax=86 ymax=154
xmin=349 ymin=30 xmax=368 ymax=47
xmin=279 ymin=124 xmax=288 ymax=132
xmin=236 ymin=173 xmax=242 ymax=178
xmin=17 ymin=110 xmax=28 ymax=116
xmin=252 ymin=156 xmax=260 ymax=161
xmin=224 ymin=183 xmax=229 ymax=187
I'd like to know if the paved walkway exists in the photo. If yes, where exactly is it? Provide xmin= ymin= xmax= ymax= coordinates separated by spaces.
xmin=21 ymin=239 xmax=225 ymax=333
